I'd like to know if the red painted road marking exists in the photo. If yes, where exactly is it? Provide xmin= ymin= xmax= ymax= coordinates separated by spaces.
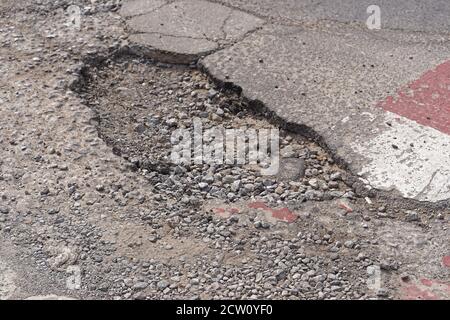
xmin=211 ymin=202 xmax=298 ymax=223
xmin=402 ymin=283 xmax=440 ymax=300
xmin=420 ymin=279 xmax=433 ymax=287
xmin=212 ymin=207 xmax=240 ymax=218
xmin=338 ymin=201 xmax=353 ymax=213
xmin=443 ymin=255 xmax=450 ymax=268
xmin=379 ymin=60 xmax=450 ymax=135
xmin=401 ymin=278 xmax=450 ymax=300
xmin=248 ymin=201 xmax=298 ymax=223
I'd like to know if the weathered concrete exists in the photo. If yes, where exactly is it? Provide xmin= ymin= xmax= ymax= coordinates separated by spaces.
xmin=123 ymin=0 xmax=263 ymax=63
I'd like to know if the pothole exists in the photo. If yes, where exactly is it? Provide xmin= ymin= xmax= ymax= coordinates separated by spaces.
xmin=70 ymin=52 xmax=447 ymax=300
xmin=76 ymin=54 xmax=353 ymax=208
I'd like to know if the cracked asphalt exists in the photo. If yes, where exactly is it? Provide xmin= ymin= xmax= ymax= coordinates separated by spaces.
xmin=0 ymin=0 xmax=449 ymax=300
xmin=122 ymin=0 xmax=450 ymax=203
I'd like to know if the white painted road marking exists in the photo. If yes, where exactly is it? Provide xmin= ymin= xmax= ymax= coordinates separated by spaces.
xmin=352 ymin=112 xmax=450 ymax=202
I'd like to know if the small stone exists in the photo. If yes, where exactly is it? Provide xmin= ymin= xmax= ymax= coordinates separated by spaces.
xmin=380 ymin=260 xmax=399 ymax=271
xmin=330 ymin=172 xmax=342 ymax=181
xmin=275 ymin=186 xmax=284 ymax=195
xmin=277 ymin=158 xmax=305 ymax=183
xmin=206 ymin=224 xmax=215 ymax=234
xmin=157 ymin=280 xmax=169 ymax=290
xmin=405 ymin=210 xmax=419 ymax=222
xmin=98 ymin=283 xmax=109 ymax=292
xmin=400 ymin=273 xmax=410 ymax=282
xmin=308 ymin=179 xmax=319 ymax=189
xmin=376 ymin=288 xmax=389 ymax=297
xmin=208 ymin=89 xmax=218 ymax=99
xmin=134 ymin=123 xmax=146 ymax=133
xmin=133 ymin=282 xmax=148 ymax=290
xmin=330 ymin=253 xmax=339 ymax=260
xmin=223 ymin=175 xmax=234 ymax=184
xmin=0 ymin=207 xmax=9 ymax=214
xmin=344 ymin=240 xmax=354 ymax=249
xmin=93 ymin=255 xmax=103 ymax=263
xmin=280 ymin=145 xmax=295 ymax=158
xmin=231 ymin=180 xmax=241 ymax=192
xmin=243 ymin=183 xmax=255 ymax=192
xmin=166 ymin=118 xmax=178 ymax=127
xmin=47 ymin=208 xmax=59 ymax=215
xmin=203 ymin=174 xmax=214 ymax=184
xmin=275 ymin=269 xmax=287 ymax=281
xmin=198 ymin=182 xmax=209 ymax=190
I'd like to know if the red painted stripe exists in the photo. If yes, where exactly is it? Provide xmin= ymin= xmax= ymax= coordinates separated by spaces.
xmin=379 ymin=60 xmax=450 ymax=135
xmin=443 ymin=256 xmax=450 ymax=268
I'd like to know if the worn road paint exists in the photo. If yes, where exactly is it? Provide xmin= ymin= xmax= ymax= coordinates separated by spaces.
xmin=212 ymin=207 xmax=241 ymax=219
xmin=210 ymin=201 xmax=298 ymax=224
xmin=352 ymin=112 xmax=450 ymax=202
xmin=443 ymin=256 xmax=450 ymax=268
xmin=354 ymin=60 xmax=450 ymax=202
xmin=248 ymin=201 xmax=298 ymax=223
xmin=401 ymin=278 xmax=450 ymax=300
xmin=338 ymin=200 xmax=353 ymax=213
xmin=380 ymin=60 xmax=450 ymax=136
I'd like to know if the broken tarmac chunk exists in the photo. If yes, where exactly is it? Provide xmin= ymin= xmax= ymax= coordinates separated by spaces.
xmin=277 ymin=158 xmax=306 ymax=183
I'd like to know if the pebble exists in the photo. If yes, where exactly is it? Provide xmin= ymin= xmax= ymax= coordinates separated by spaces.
xmin=0 ymin=207 xmax=9 ymax=214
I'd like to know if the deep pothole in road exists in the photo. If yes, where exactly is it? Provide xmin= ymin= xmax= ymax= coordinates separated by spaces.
xmin=76 ymin=55 xmax=356 ymax=207
xmin=74 ymin=52 xmax=445 ymax=224
xmin=71 ymin=53 xmax=449 ymax=300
